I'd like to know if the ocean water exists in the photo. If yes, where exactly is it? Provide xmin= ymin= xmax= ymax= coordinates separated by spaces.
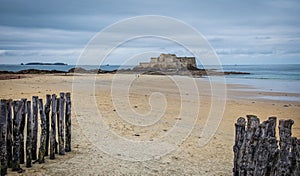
xmin=204 ymin=64 xmax=300 ymax=101
xmin=1 ymin=64 xmax=300 ymax=101
xmin=210 ymin=64 xmax=300 ymax=81
xmin=0 ymin=64 xmax=131 ymax=72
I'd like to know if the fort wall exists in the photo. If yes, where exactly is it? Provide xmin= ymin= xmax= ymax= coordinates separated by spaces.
xmin=135 ymin=54 xmax=196 ymax=70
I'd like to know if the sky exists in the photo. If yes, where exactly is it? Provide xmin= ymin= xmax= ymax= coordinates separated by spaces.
xmin=0 ymin=0 xmax=300 ymax=65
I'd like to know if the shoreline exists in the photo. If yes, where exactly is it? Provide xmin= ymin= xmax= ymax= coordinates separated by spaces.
xmin=0 ymin=66 xmax=250 ymax=76
xmin=2 ymin=73 xmax=300 ymax=102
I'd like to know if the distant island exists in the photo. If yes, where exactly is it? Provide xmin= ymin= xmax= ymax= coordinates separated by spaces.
xmin=21 ymin=62 xmax=68 ymax=65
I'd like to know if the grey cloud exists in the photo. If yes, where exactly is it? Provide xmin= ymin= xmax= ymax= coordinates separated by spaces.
xmin=0 ymin=0 xmax=300 ymax=64
xmin=0 ymin=26 xmax=94 ymax=50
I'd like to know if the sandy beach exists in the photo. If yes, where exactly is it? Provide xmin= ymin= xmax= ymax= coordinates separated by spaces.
xmin=1 ymin=73 xmax=300 ymax=175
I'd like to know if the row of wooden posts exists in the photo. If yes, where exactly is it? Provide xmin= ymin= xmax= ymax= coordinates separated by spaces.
xmin=233 ymin=115 xmax=300 ymax=176
xmin=0 ymin=92 xmax=71 ymax=175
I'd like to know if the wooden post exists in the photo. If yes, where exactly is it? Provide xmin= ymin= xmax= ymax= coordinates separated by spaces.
xmin=55 ymin=98 xmax=59 ymax=154
xmin=44 ymin=94 xmax=51 ymax=156
xmin=19 ymin=98 xmax=27 ymax=164
xmin=233 ymin=117 xmax=246 ymax=176
xmin=38 ymin=99 xmax=47 ymax=163
xmin=32 ymin=96 xmax=38 ymax=160
xmin=266 ymin=117 xmax=278 ymax=176
xmin=296 ymin=138 xmax=300 ymax=175
xmin=65 ymin=92 xmax=71 ymax=152
xmin=26 ymin=101 xmax=32 ymax=168
xmin=276 ymin=119 xmax=294 ymax=175
xmin=50 ymin=94 xmax=57 ymax=159
xmin=253 ymin=120 xmax=271 ymax=175
xmin=12 ymin=101 xmax=23 ymax=172
xmin=58 ymin=93 xmax=65 ymax=155
xmin=0 ymin=100 xmax=7 ymax=176
xmin=267 ymin=117 xmax=277 ymax=137
xmin=6 ymin=100 xmax=13 ymax=168
xmin=291 ymin=138 xmax=300 ymax=175
xmin=237 ymin=115 xmax=260 ymax=175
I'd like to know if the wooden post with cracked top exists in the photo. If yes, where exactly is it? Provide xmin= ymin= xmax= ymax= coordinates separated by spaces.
xmin=50 ymin=94 xmax=57 ymax=159
xmin=19 ymin=98 xmax=27 ymax=164
xmin=26 ymin=101 xmax=32 ymax=168
xmin=12 ymin=101 xmax=23 ymax=172
xmin=65 ymin=92 xmax=71 ymax=152
xmin=38 ymin=99 xmax=47 ymax=163
xmin=44 ymin=94 xmax=51 ymax=156
xmin=58 ymin=93 xmax=65 ymax=155
xmin=31 ymin=96 xmax=38 ymax=160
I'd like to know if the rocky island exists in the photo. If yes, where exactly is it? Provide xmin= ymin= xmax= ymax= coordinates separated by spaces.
xmin=131 ymin=53 xmax=250 ymax=76
xmin=22 ymin=62 xmax=68 ymax=65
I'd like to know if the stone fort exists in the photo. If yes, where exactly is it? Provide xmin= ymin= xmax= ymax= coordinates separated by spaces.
xmin=135 ymin=54 xmax=196 ymax=70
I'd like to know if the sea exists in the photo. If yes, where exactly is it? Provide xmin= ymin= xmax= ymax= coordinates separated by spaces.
xmin=200 ymin=64 xmax=300 ymax=102
xmin=0 ymin=64 xmax=130 ymax=72
xmin=1 ymin=64 xmax=300 ymax=101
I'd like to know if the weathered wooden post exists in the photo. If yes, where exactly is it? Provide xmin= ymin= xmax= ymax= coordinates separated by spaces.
xmin=65 ymin=92 xmax=71 ymax=152
xmin=276 ymin=119 xmax=294 ymax=175
xmin=38 ymin=99 xmax=47 ymax=163
xmin=12 ymin=101 xmax=23 ymax=172
xmin=44 ymin=94 xmax=51 ymax=156
xmin=238 ymin=115 xmax=260 ymax=175
xmin=0 ymin=100 xmax=7 ymax=176
xmin=233 ymin=117 xmax=246 ymax=176
xmin=265 ymin=117 xmax=278 ymax=176
xmin=253 ymin=120 xmax=271 ymax=175
xmin=19 ymin=98 xmax=27 ymax=164
xmin=55 ymin=98 xmax=59 ymax=154
xmin=291 ymin=138 xmax=300 ymax=175
xmin=50 ymin=94 xmax=57 ymax=159
xmin=26 ymin=101 xmax=32 ymax=168
xmin=291 ymin=137 xmax=300 ymax=175
xmin=6 ymin=100 xmax=12 ymax=168
xmin=267 ymin=117 xmax=277 ymax=137
xmin=296 ymin=138 xmax=300 ymax=176
xmin=58 ymin=93 xmax=65 ymax=155
xmin=32 ymin=96 xmax=38 ymax=160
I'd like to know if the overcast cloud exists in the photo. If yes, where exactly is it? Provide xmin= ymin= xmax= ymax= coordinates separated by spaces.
xmin=0 ymin=0 xmax=299 ymax=65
